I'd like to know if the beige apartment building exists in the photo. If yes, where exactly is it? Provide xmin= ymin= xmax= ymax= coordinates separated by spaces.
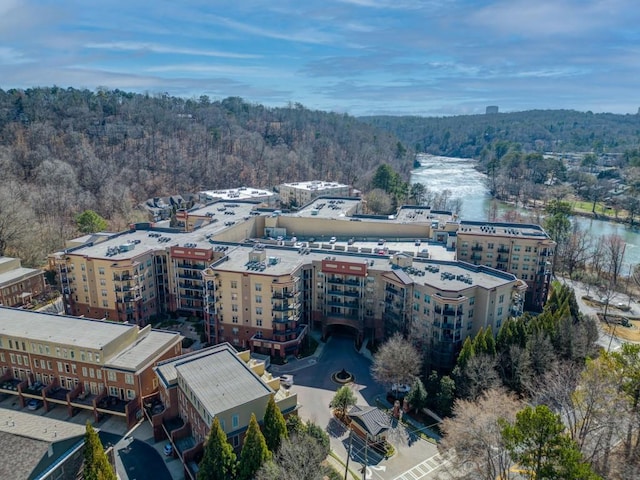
xmin=48 ymin=194 xmax=551 ymax=368
xmin=455 ymin=221 xmax=555 ymax=311
xmin=148 ymin=343 xmax=297 ymax=480
xmin=278 ymin=180 xmax=353 ymax=208
xmin=0 ymin=307 xmax=182 ymax=427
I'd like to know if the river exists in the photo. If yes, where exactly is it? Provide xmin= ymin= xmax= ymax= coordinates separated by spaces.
xmin=411 ymin=154 xmax=640 ymax=270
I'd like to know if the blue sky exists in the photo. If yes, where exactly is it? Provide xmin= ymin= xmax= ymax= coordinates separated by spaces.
xmin=1 ymin=0 xmax=639 ymax=116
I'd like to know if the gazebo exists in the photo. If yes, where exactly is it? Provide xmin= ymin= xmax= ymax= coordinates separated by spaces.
xmin=347 ymin=405 xmax=391 ymax=444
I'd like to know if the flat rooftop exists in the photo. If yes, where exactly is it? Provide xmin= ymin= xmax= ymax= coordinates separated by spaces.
xmin=166 ymin=344 xmax=272 ymax=416
xmin=0 ymin=307 xmax=135 ymax=350
xmin=459 ymin=221 xmax=551 ymax=240
xmin=0 ymin=407 xmax=85 ymax=442
xmin=199 ymin=187 xmax=275 ymax=201
xmin=105 ymin=328 xmax=182 ymax=373
xmin=58 ymin=202 xmax=261 ymax=261
xmin=0 ymin=267 xmax=42 ymax=286
xmin=292 ymin=197 xmax=361 ymax=219
xmin=280 ymin=180 xmax=349 ymax=191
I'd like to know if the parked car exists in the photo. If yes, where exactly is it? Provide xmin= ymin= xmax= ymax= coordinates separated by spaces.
xmin=348 ymin=238 xmax=355 ymax=245
xmin=415 ymin=239 xmax=421 ymax=246
xmin=390 ymin=384 xmax=411 ymax=399
xmin=280 ymin=374 xmax=294 ymax=388
xmin=329 ymin=236 xmax=337 ymax=244
xmin=378 ymin=239 xmax=385 ymax=245
xmin=27 ymin=399 xmax=43 ymax=410
xmin=163 ymin=443 xmax=173 ymax=456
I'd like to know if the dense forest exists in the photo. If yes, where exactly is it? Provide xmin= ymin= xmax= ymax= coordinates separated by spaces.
xmin=0 ymin=87 xmax=410 ymax=265
xmin=361 ymin=109 xmax=640 ymax=158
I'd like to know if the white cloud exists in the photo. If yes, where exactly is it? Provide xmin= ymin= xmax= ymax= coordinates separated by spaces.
xmin=85 ymin=41 xmax=261 ymax=59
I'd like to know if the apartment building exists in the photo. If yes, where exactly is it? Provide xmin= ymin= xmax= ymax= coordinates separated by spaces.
xmin=456 ymin=221 xmax=555 ymax=311
xmin=278 ymin=180 xmax=353 ymax=208
xmin=0 ymin=256 xmax=46 ymax=307
xmin=47 ymin=194 xmax=551 ymax=366
xmin=0 ymin=307 xmax=182 ymax=427
xmin=150 ymin=343 xmax=297 ymax=480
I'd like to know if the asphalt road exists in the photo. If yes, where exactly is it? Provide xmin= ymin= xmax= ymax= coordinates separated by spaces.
xmin=291 ymin=334 xmax=440 ymax=479
xmin=116 ymin=437 xmax=173 ymax=480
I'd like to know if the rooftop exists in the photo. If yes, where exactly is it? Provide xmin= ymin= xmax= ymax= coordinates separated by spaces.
xmin=0 ymin=307 xmax=136 ymax=350
xmin=292 ymin=197 xmax=361 ymax=219
xmin=459 ymin=221 xmax=552 ymax=240
xmin=280 ymin=180 xmax=349 ymax=191
xmin=0 ymin=267 xmax=42 ymax=287
xmin=199 ymin=187 xmax=275 ymax=201
xmin=158 ymin=344 xmax=273 ymax=416
xmin=105 ymin=327 xmax=182 ymax=372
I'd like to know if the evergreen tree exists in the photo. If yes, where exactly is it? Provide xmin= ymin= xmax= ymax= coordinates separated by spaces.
xmin=75 ymin=209 xmax=108 ymax=234
xmin=83 ymin=422 xmax=116 ymax=480
xmin=331 ymin=385 xmax=357 ymax=416
xmin=406 ymin=377 xmax=428 ymax=413
xmin=263 ymin=394 xmax=287 ymax=453
xmin=197 ymin=417 xmax=237 ymax=480
xmin=238 ymin=413 xmax=271 ymax=480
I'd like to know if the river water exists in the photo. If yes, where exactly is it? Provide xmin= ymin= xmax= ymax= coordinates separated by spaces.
xmin=411 ymin=154 xmax=640 ymax=270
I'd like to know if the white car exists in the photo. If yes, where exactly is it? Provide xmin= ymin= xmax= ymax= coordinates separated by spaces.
xmin=329 ymin=237 xmax=337 ymax=244
xmin=280 ymin=375 xmax=294 ymax=387
xmin=390 ymin=384 xmax=411 ymax=398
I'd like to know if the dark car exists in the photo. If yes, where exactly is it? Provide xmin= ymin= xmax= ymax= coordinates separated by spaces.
xmin=27 ymin=399 xmax=43 ymax=410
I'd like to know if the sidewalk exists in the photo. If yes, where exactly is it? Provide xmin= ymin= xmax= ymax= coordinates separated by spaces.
xmin=269 ymin=331 xmax=330 ymax=375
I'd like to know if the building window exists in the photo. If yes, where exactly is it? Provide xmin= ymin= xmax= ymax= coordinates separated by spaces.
xmin=98 ymin=267 xmax=105 ymax=275
xmin=95 ymin=354 xmax=100 ymax=363
xmin=255 ymin=284 xmax=262 ymax=291
xmin=499 ymin=294 xmax=504 ymax=303
xmin=232 ymin=304 xmax=238 ymax=312
xmin=57 ymin=362 xmax=63 ymax=372
xmin=424 ymin=294 xmax=431 ymax=304
xmin=231 ymin=281 xmax=238 ymax=289
xmin=127 ymin=389 xmax=136 ymax=400
xmin=232 ymin=316 xmax=238 ymax=324
xmin=255 ymin=295 xmax=262 ymax=304
xmin=231 ymin=293 xmax=238 ymax=300
xmin=525 ymin=246 xmax=532 ymax=252
xmin=256 ymin=307 xmax=262 ymax=315
xmin=102 ymin=300 xmax=109 ymax=307
xmin=487 ymin=243 xmax=494 ymax=249
xmin=107 ymin=371 xmax=117 ymax=382
xmin=469 ymin=297 xmax=475 ymax=305
xmin=256 ymin=319 xmax=262 ymax=326
xmin=82 ymin=367 xmax=88 ymax=376
xmin=125 ymin=373 xmax=134 ymax=385
xmin=102 ymin=289 xmax=107 ymax=297
xmin=498 ymin=307 xmax=503 ymax=316
xmin=232 ymin=414 xmax=239 ymax=429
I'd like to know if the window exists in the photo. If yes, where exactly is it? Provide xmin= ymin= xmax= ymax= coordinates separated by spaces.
xmin=256 ymin=319 xmax=262 ymax=326
xmin=127 ymin=389 xmax=136 ymax=400
xmin=256 ymin=307 xmax=262 ymax=315
xmin=107 ymin=371 xmax=117 ymax=381
xmin=56 ymin=347 xmax=61 ymax=357
xmin=498 ymin=307 xmax=503 ymax=316
xmin=89 ymin=368 xmax=95 ymax=378
xmin=232 ymin=316 xmax=239 ymax=324
xmin=98 ymin=267 xmax=105 ymax=275
xmin=102 ymin=289 xmax=107 ymax=297
xmin=125 ymin=373 xmax=134 ymax=385
xmin=255 ymin=295 xmax=262 ymax=304
xmin=424 ymin=294 xmax=431 ymax=304
xmin=255 ymin=283 xmax=262 ymax=291
xmin=487 ymin=243 xmax=494 ymax=249
xmin=232 ymin=304 xmax=238 ymax=312
xmin=499 ymin=294 xmax=504 ymax=303
xmin=231 ymin=281 xmax=238 ymax=289
xmin=95 ymin=354 xmax=100 ymax=363
xmin=9 ymin=354 xmax=15 ymax=364
xmin=525 ymin=246 xmax=532 ymax=252
xmin=232 ymin=414 xmax=239 ymax=429
xmin=102 ymin=300 xmax=109 ymax=307
xmin=57 ymin=362 xmax=63 ymax=372
xmin=231 ymin=293 xmax=238 ymax=300
xmin=65 ymin=364 xmax=70 ymax=373
xmin=82 ymin=367 xmax=88 ymax=376
xmin=469 ymin=297 xmax=475 ymax=305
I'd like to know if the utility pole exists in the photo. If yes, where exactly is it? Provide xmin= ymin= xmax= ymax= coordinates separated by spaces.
xmin=344 ymin=429 xmax=353 ymax=480
xmin=361 ymin=436 xmax=368 ymax=480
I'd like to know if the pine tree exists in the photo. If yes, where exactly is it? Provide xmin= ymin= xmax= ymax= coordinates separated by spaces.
xmin=238 ymin=413 xmax=271 ymax=480
xmin=197 ymin=417 xmax=237 ymax=480
xmin=83 ymin=422 xmax=116 ymax=480
xmin=262 ymin=394 xmax=287 ymax=453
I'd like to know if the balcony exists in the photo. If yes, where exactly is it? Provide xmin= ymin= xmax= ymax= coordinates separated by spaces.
xmin=179 ymin=282 xmax=202 ymax=290
xmin=272 ymin=291 xmax=298 ymax=299
xmin=177 ymin=263 xmax=206 ymax=270
xmin=385 ymin=285 xmax=404 ymax=296
xmin=272 ymin=301 xmax=299 ymax=311
xmin=178 ymin=272 xmax=202 ymax=279
xmin=497 ymin=247 xmax=510 ymax=253
xmin=470 ymin=253 xmax=482 ymax=261
xmin=471 ymin=245 xmax=483 ymax=251
xmin=497 ymin=255 xmax=509 ymax=262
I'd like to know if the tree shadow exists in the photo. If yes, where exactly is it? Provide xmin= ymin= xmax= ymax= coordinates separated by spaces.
xmin=326 ymin=416 xmax=348 ymax=438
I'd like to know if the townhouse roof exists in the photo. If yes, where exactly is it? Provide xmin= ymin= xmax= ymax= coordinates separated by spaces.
xmin=347 ymin=405 xmax=390 ymax=436
xmin=0 ymin=307 xmax=136 ymax=350
xmin=105 ymin=328 xmax=182 ymax=372
xmin=156 ymin=343 xmax=273 ymax=417
xmin=0 ymin=408 xmax=86 ymax=480
xmin=0 ymin=267 xmax=42 ymax=287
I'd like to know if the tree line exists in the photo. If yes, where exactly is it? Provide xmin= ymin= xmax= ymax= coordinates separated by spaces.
xmin=0 ymin=87 xmax=411 ymax=266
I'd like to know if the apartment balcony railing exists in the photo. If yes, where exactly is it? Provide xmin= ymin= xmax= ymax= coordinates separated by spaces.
xmin=272 ymin=302 xmax=299 ymax=312
xmin=177 ymin=263 xmax=206 ymax=270
xmin=470 ymin=253 xmax=482 ymax=261
xmin=471 ymin=245 xmax=483 ymax=251
xmin=497 ymin=247 xmax=510 ymax=253
xmin=272 ymin=291 xmax=298 ymax=299
xmin=497 ymin=254 xmax=509 ymax=262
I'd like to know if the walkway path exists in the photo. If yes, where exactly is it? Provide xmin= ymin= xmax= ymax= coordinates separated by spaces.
xmin=392 ymin=453 xmax=448 ymax=480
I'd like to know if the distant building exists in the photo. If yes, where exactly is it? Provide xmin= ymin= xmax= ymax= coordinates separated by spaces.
xmin=486 ymin=106 xmax=499 ymax=114
xmin=198 ymin=187 xmax=276 ymax=206
xmin=0 ymin=256 xmax=46 ymax=307
xmin=278 ymin=181 xmax=353 ymax=207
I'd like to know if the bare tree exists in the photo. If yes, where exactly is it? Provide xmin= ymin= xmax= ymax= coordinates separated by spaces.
xmin=438 ymin=389 xmax=522 ymax=480
xmin=255 ymin=433 xmax=327 ymax=480
xmin=603 ymin=234 xmax=627 ymax=286
xmin=371 ymin=333 xmax=421 ymax=391
xmin=558 ymin=223 xmax=593 ymax=278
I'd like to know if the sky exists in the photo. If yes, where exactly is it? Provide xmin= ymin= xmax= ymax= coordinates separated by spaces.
xmin=1 ymin=0 xmax=639 ymax=116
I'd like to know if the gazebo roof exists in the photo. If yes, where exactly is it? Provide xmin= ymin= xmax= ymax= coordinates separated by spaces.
xmin=347 ymin=405 xmax=390 ymax=436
